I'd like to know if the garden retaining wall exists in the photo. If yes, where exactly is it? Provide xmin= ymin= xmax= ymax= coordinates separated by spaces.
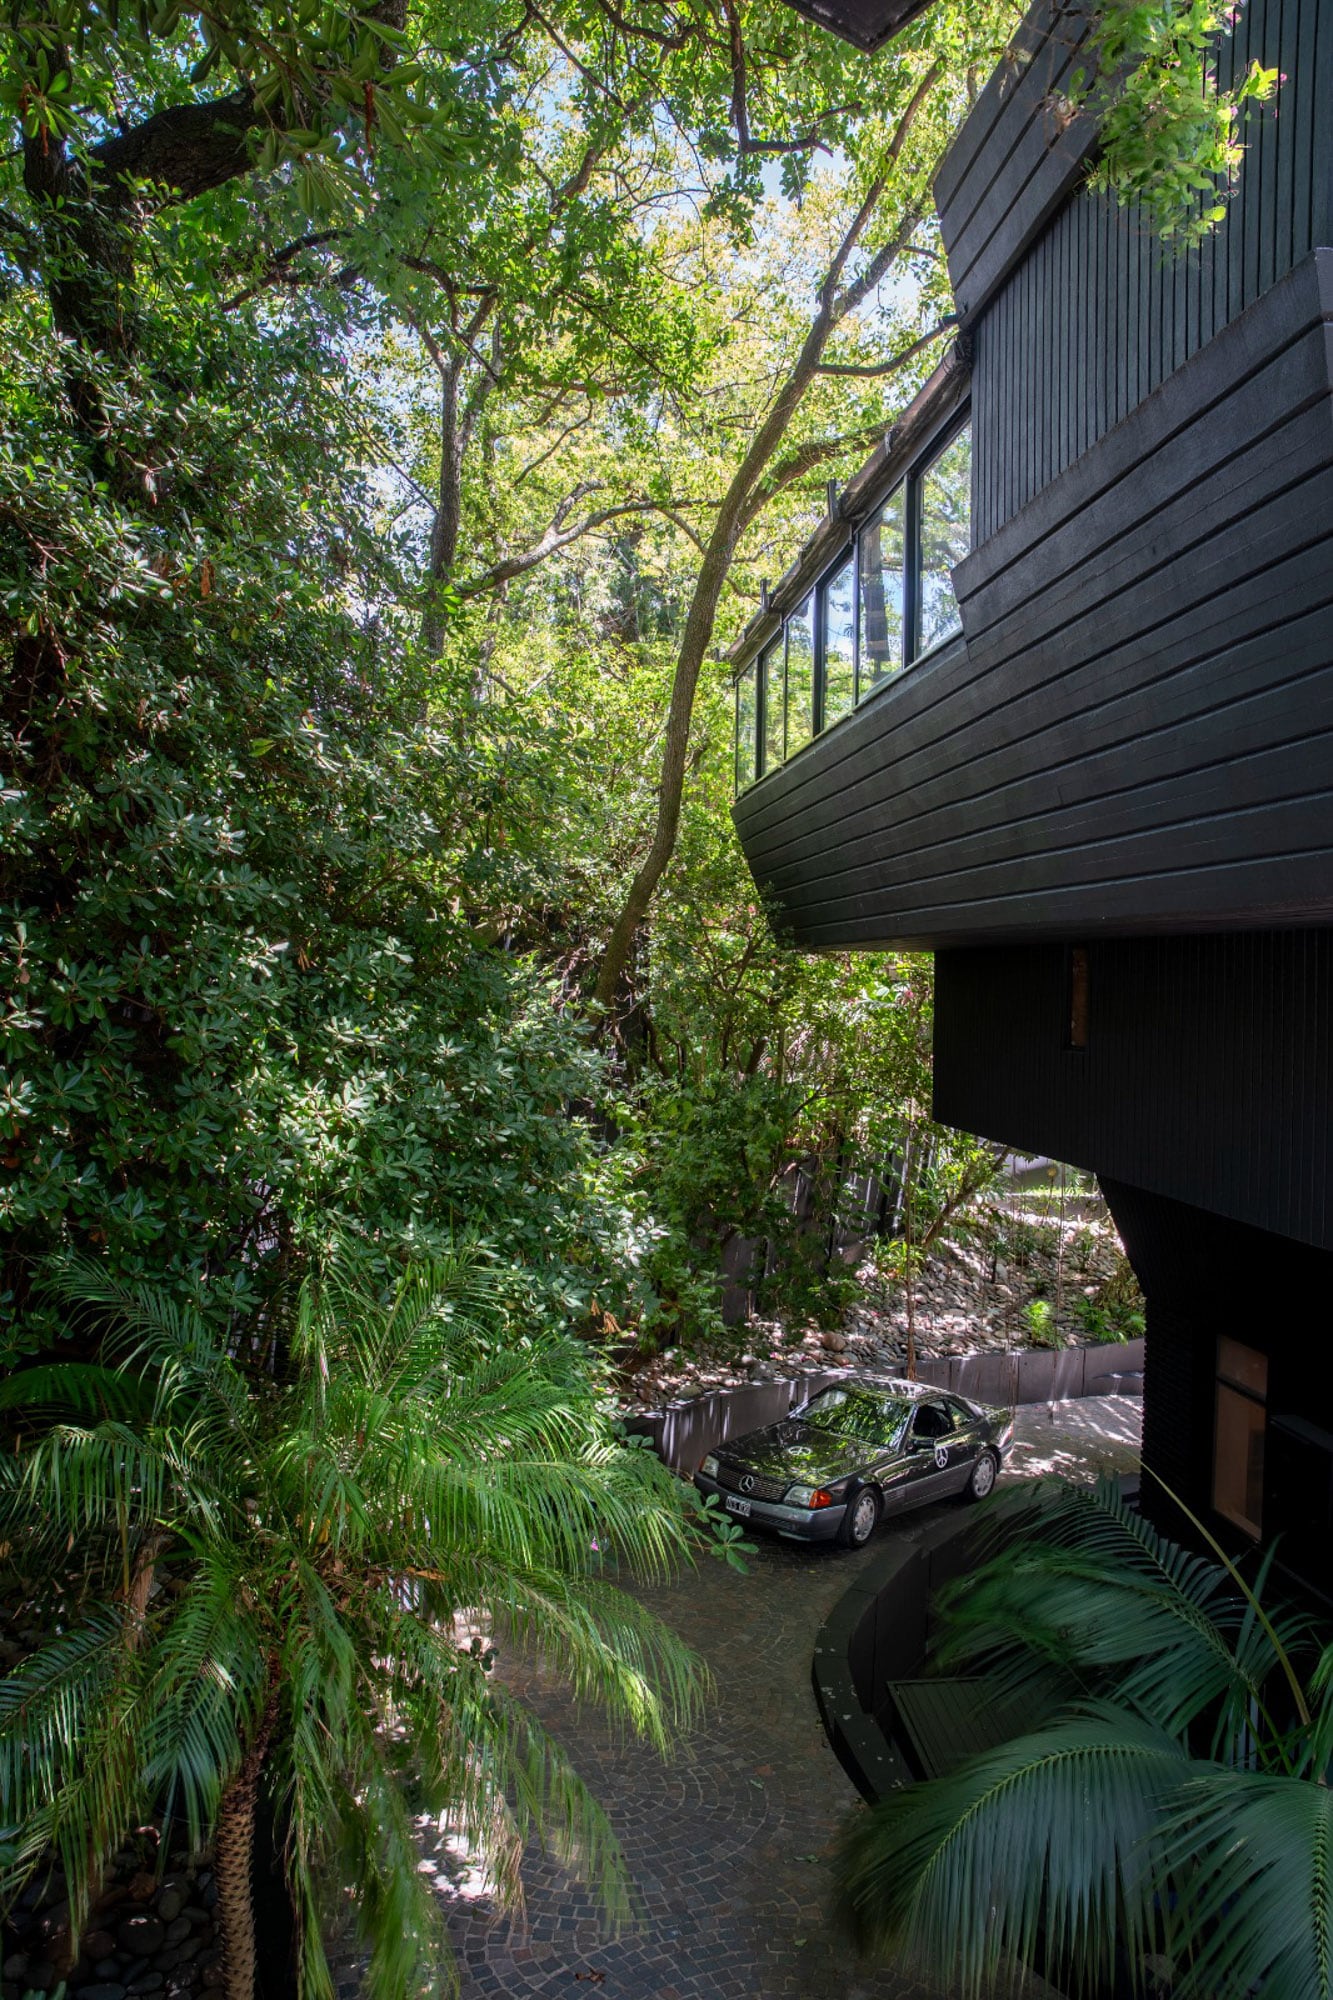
xmin=622 ymin=1338 xmax=1143 ymax=1474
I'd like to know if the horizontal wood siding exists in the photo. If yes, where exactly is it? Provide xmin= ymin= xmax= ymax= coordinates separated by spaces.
xmin=932 ymin=936 xmax=1333 ymax=1251
xmin=968 ymin=0 xmax=1332 ymax=542
xmin=732 ymin=250 xmax=1333 ymax=950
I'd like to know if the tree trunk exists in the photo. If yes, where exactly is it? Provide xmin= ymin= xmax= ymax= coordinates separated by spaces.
xmin=421 ymin=362 xmax=462 ymax=659
xmin=215 ymin=1675 xmax=281 ymax=2000
xmin=903 ymin=1146 xmax=917 ymax=1382
xmin=591 ymin=515 xmax=744 ymax=1014
xmin=588 ymin=111 xmax=941 ymax=1015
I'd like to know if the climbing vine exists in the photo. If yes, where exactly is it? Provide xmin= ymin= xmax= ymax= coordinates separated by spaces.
xmin=1080 ymin=1 xmax=1278 ymax=243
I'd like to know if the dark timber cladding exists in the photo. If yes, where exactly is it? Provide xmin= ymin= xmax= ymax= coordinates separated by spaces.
xmin=931 ymin=935 xmax=1333 ymax=1253
xmin=732 ymin=249 xmax=1333 ymax=950
xmin=1093 ymin=1177 xmax=1333 ymax=1593
xmin=949 ymin=0 xmax=1333 ymax=543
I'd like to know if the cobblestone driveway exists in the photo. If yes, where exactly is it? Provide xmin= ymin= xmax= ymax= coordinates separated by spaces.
xmin=346 ymin=1397 xmax=1140 ymax=2000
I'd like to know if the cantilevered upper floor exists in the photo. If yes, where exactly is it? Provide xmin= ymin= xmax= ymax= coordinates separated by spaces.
xmin=732 ymin=0 xmax=1333 ymax=951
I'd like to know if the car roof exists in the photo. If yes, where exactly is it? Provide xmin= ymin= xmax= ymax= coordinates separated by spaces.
xmin=807 ymin=1373 xmax=943 ymax=1402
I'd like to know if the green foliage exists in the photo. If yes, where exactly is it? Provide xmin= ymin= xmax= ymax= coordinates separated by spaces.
xmin=0 ymin=278 xmax=640 ymax=1359
xmin=1078 ymin=1 xmax=1278 ymax=243
xmin=0 ymin=1250 xmax=707 ymax=1994
xmin=1072 ymin=1291 xmax=1146 ymax=1343
xmin=1021 ymin=1297 xmax=1059 ymax=1346
xmin=837 ymin=1478 xmax=1333 ymax=2000
xmin=1 ymin=0 xmax=480 ymax=210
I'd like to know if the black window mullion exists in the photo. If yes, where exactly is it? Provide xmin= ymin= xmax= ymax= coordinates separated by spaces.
xmin=851 ymin=531 xmax=860 ymax=704
xmin=756 ymin=651 xmax=766 ymax=778
xmin=814 ymin=578 xmax=826 ymax=734
xmin=905 ymin=470 xmax=922 ymax=665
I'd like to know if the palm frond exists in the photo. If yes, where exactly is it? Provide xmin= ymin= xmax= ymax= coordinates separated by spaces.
xmin=1165 ymin=1769 xmax=1333 ymax=2000
xmin=0 ymin=1362 xmax=150 ymax=1423
xmin=935 ymin=1478 xmax=1309 ymax=1758
xmin=838 ymin=1704 xmax=1194 ymax=1999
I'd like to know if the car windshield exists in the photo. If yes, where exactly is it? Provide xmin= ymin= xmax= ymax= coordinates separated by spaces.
xmin=796 ymin=1388 xmax=909 ymax=1445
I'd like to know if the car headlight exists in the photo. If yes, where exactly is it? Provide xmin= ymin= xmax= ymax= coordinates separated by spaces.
xmin=785 ymin=1483 xmax=836 ymax=1508
xmin=699 ymin=1453 xmax=719 ymax=1478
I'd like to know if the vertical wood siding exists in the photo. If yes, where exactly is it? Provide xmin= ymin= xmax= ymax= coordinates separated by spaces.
xmin=932 ymin=935 xmax=1333 ymax=1253
xmin=971 ymin=0 xmax=1333 ymax=544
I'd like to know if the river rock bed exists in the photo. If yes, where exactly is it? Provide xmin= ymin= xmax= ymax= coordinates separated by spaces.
xmin=1 ymin=1833 xmax=220 ymax=2000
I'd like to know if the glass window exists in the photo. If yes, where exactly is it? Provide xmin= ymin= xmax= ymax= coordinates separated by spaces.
xmin=1218 ymin=1338 xmax=1268 ymax=1398
xmin=1213 ymin=1338 xmax=1267 ymax=1538
xmin=735 ymin=663 xmax=757 ymax=791
xmin=917 ymin=423 xmax=971 ymax=656
xmin=821 ymin=556 xmax=855 ymax=730
xmin=1067 ymin=945 xmax=1090 ymax=1049
xmin=759 ymin=638 xmax=784 ymax=775
xmin=858 ymin=485 xmax=905 ymax=697
xmin=785 ymin=593 xmax=814 ymax=756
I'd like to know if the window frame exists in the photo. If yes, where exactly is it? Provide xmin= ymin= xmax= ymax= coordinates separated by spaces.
xmin=732 ymin=404 xmax=971 ymax=793
xmin=756 ymin=634 xmax=784 ymax=779
xmin=909 ymin=411 xmax=971 ymax=664
xmin=784 ymin=587 xmax=816 ymax=757
xmin=1212 ymin=1336 xmax=1268 ymax=1540
xmin=734 ymin=659 xmax=758 ymax=793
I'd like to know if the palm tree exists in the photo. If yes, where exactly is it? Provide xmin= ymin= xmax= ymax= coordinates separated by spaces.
xmin=0 ymin=1249 xmax=705 ymax=2000
xmin=836 ymin=1478 xmax=1333 ymax=2000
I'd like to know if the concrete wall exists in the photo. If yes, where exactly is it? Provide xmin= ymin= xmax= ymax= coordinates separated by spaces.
xmin=812 ymin=1508 xmax=985 ymax=1803
xmin=912 ymin=1337 xmax=1143 ymax=1407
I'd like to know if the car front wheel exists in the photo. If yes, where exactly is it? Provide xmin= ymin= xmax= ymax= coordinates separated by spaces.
xmin=838 ymin=1485 xmax=881 ymax=1548
xmin=965 ymin=1449 xmax=999 ymax=1501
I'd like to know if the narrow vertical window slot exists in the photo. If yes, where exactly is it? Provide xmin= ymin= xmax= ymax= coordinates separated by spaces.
xmin=1066 ymin=944 xmax=1090 ymax=1050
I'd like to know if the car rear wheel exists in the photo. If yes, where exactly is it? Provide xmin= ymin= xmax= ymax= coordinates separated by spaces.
xmin=838 ymin=1485 xmax=881 ymax=1548
xmin=965 ymin=1449 xmax=999 ymax=1501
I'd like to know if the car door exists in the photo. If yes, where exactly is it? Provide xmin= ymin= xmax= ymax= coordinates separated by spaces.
xmin=903 ymin=1399 xmax=961 ymax=1500
xmin=937 ymin=1395 xmax=986 ymax=1494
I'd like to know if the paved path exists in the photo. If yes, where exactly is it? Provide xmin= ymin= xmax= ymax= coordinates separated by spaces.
xmin=340 ymin=1397 xmax=1141 ymax=2000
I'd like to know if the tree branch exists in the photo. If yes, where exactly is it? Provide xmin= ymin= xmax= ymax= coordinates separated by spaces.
xmin=222 ymin=230 xmax=349 ymax=310
xmin=87 ymin=87 xmax=263 ymax=208
xmin=722 ymin=0 xmax=858 ymax=158
xmin=458 ymin=497 xmax=688 ymax=596
xmin=813 ymin=316 xmax=956 ymax=377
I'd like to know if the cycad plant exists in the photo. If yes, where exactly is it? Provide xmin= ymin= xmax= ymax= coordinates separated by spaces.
xmin=837 ymin=1478 xmax=1333 ymax=2000
xmin=0 ymin=1250 xmax=705 ymax=2000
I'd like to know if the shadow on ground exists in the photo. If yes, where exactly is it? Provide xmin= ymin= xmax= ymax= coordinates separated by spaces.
xmin=334 ymin=1396 xmax=1141 ymax=2000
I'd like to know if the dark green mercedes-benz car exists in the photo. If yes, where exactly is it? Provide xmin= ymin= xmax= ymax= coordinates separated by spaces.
xmin=693 ymin=1375 xmax=1013 ymax=1548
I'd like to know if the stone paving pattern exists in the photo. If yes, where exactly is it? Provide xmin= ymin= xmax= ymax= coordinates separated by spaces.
xmin=337 ymin=1395 xmax=1141 ymax=2000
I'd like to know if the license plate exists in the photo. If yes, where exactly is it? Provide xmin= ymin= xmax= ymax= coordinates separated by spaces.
xmin=725 ymin=1495 xmax=752 ymax=1518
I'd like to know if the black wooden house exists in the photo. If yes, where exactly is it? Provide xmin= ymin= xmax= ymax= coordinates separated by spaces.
xmin=731 ymin=0 xmax=1333 ymax=1593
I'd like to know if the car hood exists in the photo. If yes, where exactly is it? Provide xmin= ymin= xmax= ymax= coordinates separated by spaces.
xmin=719 ymin=1419 xmax=873 ymax=1485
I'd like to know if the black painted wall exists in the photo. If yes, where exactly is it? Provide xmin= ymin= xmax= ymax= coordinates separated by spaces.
xmin=1100 ymin=1177 xmax=1333 ymax=1599
xmin=933 ymin=934 xmax=1333 ymax=1594
xmin=932 ymin=933 xmax=1333 ymax=1252
xmin=965 ymin=0 xmax=1333 ymax=543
